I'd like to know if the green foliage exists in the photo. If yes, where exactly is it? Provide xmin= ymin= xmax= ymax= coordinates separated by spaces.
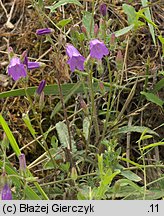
xmin=141 ymin=92 xmax=164 ymax=108
xmin=141 ymin=0 xmax=156 ymax=45
xmin=0 ymin=114 xmax=21 ymax=157
xmin=22 ymin=113 xmax=37 ymax=137
xmin=123 ymin=4 xmax=145 ymax=29
xmin=117 ymin=125 xmax=159 ymax=136
xmin=56 ymin=121 xmax=76 ymax=151
xmin=47 ymin=0 xmax=82 ymax=12
xmin=57 ymin=18 xmax=72 ymax=28
xmin=0 ymin=0 xmax=163 ymax=201
xmin=82 ymin=11 xmax=94 ymax=38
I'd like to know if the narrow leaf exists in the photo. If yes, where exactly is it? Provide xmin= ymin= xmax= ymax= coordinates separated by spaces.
xmin=122 ymin=4 xmax=137 ymax=25
xmin=141 ymin=0 xmax=156 ymax=45
xmin=22 ymin=113 xmax=36 ymax=137
xmin=56 ymin=121 xmax=76 ymax=151
xmin=141 ymin=91 xmax=164 ymax=108
xmin=118 ymin=125 xmax=159 ymax=136
xmin=0 ymin=114 xmax=21 ymax=157
xmin=82 ymin=11 xmax=94 ymax=38
xmin=83 ymin=116 xmax=90 ymax=141
xmin=47 ymin=0 xmax=82 ymax=12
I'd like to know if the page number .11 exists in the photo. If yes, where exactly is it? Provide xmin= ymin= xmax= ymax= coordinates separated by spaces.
xmin=148 ymin=204 xmax=159 ymax=213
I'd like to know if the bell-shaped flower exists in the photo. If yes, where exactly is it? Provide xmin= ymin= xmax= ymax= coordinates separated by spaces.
xmin=89 ymin=39 xmax=109 ymax=60
xmin=66 ymin=44 xmax=85 ymax=72
xmin=1 ymin=184 xmax=12 ymax=200
xmin=8 ymin=57 xmax=27 ymax=81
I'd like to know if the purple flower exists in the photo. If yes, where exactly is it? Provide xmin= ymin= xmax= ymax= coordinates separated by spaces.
xmin=89 ymin=39 xmax=109 ymax=60
xmin=8 ymin=57 xmax=27 ymax=81
xmin=100 ymin=3 xmax=107 ymax=17
xmin=1 ymin=184 xmax=12 ymax=200
xmin=22 ymin=53 xmax=45 ymax=70
xmin=66 ymin=44 xmax=85 ymax=72
xmin=36 ymin=28 xmax=53 ymax=35
xmin=19 ymin=153 xmax=27 ymax=172
xmin=36 ymin=80 xmax=46 ymax=95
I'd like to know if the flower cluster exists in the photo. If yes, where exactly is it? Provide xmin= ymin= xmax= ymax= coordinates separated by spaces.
xmin=66 ymin=39 xmax=109 ymax=72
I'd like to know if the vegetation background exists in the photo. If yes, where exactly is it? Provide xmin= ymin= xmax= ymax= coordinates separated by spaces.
xmin=0 ymin=0 xmax=164 ymax=200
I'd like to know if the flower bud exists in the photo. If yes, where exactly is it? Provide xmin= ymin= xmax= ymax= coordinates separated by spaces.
xmin=19 ymin=153 xmax=27 ymax=172
xmin=100 ymin=3 xmax=107 ymax=17
xmin=8 ymin=47 xmax=14 ymax=60
xmin=36 ymin=28 xmax=54 ymax=35
xmin=99 ymin=81 xmax=105 ymax=92
xmin=116 ymin=50 xmax=123 ymax=70
xmin=36 ymin=80 xmax=46 ymax=95
xmin=110 ymin=33 xmax=116 ymax=50
xmin=39 ymin=91 xmax=45 ymax=111
xmin=27 ymin=62 xmax=40 ymax=70
xmin=81 ymin=25 xmax=87 ymax=34
xmin=20 ymin=50 xmax=28 ymax=65
xmin=71 ymin=167 xmax=78 ymax=181
xmin=94 ymin=24 xmax=99 ymax=37
xmin=2 ymin=133 xmax=9 ymax=149
xmin=79 ymin=97 xmax=88 ymax=115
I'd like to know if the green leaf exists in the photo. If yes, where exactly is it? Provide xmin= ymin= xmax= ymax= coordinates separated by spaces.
xmin=0 ymin=114 xmax=21 ymax=157
xmin=118 ymin=125 xmax=159 ymax=136
xmin=153 ymin=78 xmax=164 ymax=92
xmin=116 ymin=164 xmax=141 ymax=182
xmin=22 ymin=113 xmax=36 ymax=137
xmin=82 ymin=11 xmax=94 ymax=38
xmin=51 ymin=135 xmax=58 ymax=149
xmin=122 ymin=4 xmax=137 ymax=25
xmin=114 ymin=24 xmax=134 ymax=37
xmin=0 ymin=83 xmax=82 ymax=99
xmin=47 ymin=0 xmax=82 ymax=12
xmin=158 ymin=35 xmax=164 ymax=44
xmin=141 ymin=0 xmax=156 ymax=45
xmin=0 ymin=161 xmax=21 ymax=188
xmin=43 ymin=159 xmax=57 ymax=170
xmin=116 ymin=179 xmax=143 ymax=193
xmin=141 ymin=91 xmax=164 ymax=108
xmin=24 ymin=185 xmax=41 ymax=200
xmin=56 ymin=121 xmax=76 ymax=151
xmin=121 ymin=170 xmax=141 ymax=182
xmin=83 ymin=116 xmax=90 ymax=141
xmin=57 ymin=18 xmax=72 ymax=28
xmin=95 ymin=169 xmax=120 ymax=199
xmin=142 ymin=141 xmax=164 ymax=151
xmin=140 ymin=134 xmax=153 ymax=141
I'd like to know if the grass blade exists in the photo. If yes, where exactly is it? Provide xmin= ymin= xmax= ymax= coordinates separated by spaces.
xmin=141 ymin=0 xmax=156 ymax=45
xmin=0 ymin=114 xmax=21 ymax=157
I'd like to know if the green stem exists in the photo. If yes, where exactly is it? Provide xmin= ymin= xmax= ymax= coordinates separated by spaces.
xmin=88 ymin=70 xmax=100 ymax=142
xmin=57 ymin=79 xmax=72 ymax=152
xmin=24 ymin=81 xmax=56 ymax=169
